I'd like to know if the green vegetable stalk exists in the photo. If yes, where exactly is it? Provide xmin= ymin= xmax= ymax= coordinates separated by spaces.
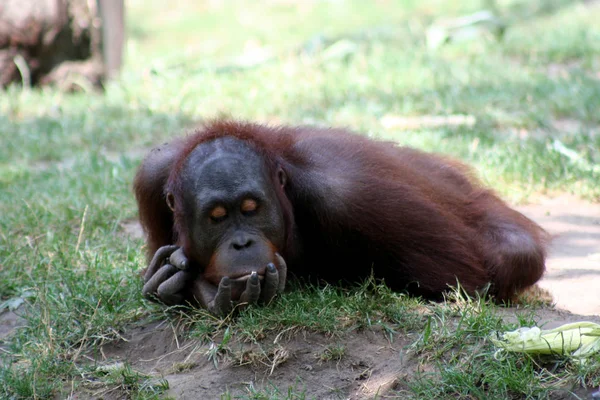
xmin=492 ymin=322 xmax=600 ymax=360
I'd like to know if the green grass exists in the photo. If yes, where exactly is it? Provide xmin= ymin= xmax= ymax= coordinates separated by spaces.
xmin=188 ymin=278 xmax=425 ymax=343
xmin=403 ymin=292 xmax=600 ymax=399
xmin=1 ymin=0 xmax=600 ymax=398
xmin=220 ymin=379 xmax=308 ymax=400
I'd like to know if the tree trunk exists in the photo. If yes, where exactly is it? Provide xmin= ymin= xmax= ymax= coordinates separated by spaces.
xmin=0 ymin=0 xmax=124 ymax=90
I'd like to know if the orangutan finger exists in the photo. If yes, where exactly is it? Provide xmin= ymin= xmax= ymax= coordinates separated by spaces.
xmin=275 ymin=253 xmax=287 ymax=293
xmin=156 ymin=270 xmax=188 ymax=305
xmin=261 ymin=263 xmax=279 ymax=304
xmin=191 ymin=278 xmax=215 ymax=309
xmin=239 ymin=272 xmax=261 ymax=306
xmin=209 ymin=277 xmax=233 ymax=315
xmin=167 ymin=248 xmax=189 ymax=270
xmin=145 ymin=245 xmax=179 ymax=282
xmin=143 ymin=264 xmax=178 ymax=299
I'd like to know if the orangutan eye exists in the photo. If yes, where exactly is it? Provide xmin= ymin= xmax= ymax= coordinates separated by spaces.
xmin=209 ymin=206 xmax=227 ymax=222
xmin=241 ymin=199 xmax=258 ymax=215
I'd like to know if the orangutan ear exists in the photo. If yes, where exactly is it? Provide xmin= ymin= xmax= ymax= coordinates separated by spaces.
xmin=277 ymin=166 xmax=287 ymax=188
xmin=166 ymin=192 xmax=175 ymax=212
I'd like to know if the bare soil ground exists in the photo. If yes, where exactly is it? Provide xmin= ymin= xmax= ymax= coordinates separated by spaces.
xmin=93 ymin=322 xmax=416 ymax=399
xmin=1 ymin=195 xmax=598 ymax=398
xmin=516 ymin=195 xmax=600 ymax=316
xmin=84 ymin=309 xmax=600 ymax=399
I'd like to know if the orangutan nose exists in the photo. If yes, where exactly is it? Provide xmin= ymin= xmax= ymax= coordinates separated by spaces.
xmin=231 ymin=235 xmax=254 ymax=251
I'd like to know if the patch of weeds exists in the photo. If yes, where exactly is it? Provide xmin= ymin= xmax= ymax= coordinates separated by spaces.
xmin=0 ymin=241 xmax=147 ymax=398
xmin=0 ymin=357 xmax=73 ymax=399
xmin=159 ymin=278 xmax=423 ymax=376
xmin=411 ymin=287 xmax=506 ymax=361
xmin=82 ymin=362 xmax=170 ymax=400
xmin=206 ymin=327 xmax=233 ymax=368
xmin=230 ymin=277 xmax=426 ymax=343
xmin=317 ymin=343 xmax=346 ymax=363
xmin=568 ymin=355 xmax=600 ymax=388
xmin=175 ymin=277 xmax=424 ymax=357
xmin=222 ymin=379 xmax=308 ymax=400
xmin=403 ymin=288 xmax=600 ymax=399
xmin=185 ymin=308 xmax=228 ymax=342
xmin=513 ymin=309 xmax=541 ymax=329
xmin=169 ymin=361 xmax=197 ymax=374
xmin=233 ymin=344 xmax=291 ymax=375
xmin=407 ymin=352 xmax=554 ymax=399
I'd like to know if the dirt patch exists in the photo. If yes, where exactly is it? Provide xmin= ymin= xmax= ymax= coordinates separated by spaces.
xmin=82 ymin=307 xmax=600 ymax=399
xmin=0 ymin=309 xmax=24 ymax=340
xmin=0 ymin=308 xmax=25 ymax=367
xmin=119 ymin=218 xmax=144 ymax=240
xmin=90 ymin=321 xmax=416 ymax=399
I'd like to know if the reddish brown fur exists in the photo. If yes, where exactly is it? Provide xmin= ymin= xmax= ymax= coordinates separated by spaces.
xmin=134 ymin=119 xmax=548 ymax=302
xmin=134 ymin=139 xmax=187 ymax=257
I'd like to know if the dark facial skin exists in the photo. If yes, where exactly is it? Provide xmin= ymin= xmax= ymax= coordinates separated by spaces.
xmin=181 ymin=148 xmax=285 ymax=272
xmin=142 ymin=138 xmax=288 ymax=314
